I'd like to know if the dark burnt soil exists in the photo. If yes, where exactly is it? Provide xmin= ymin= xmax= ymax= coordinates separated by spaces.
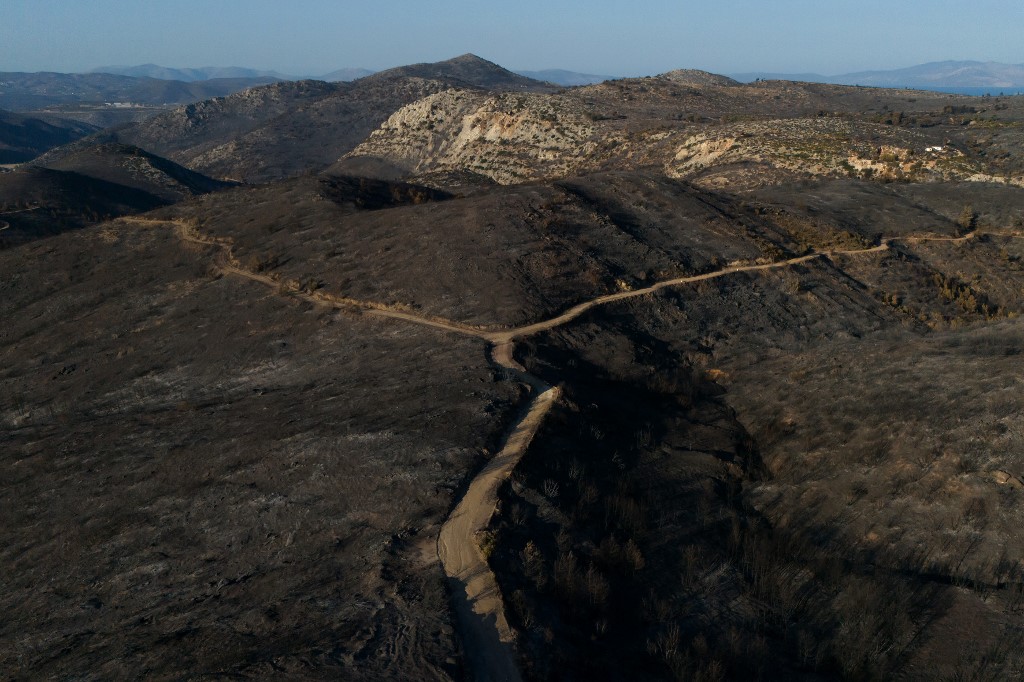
xmin=0 ymin=147 xmax=230 ymax=250
xmin=0 ymin=109 xmax=98 ymax=164
xmin=36 ymin=142 xmax=231 ymax=202
xmin=136 ymin=167 xmax=1024 ymax=678
xmin=0 ymin=221 xmax=521 ymax=679
xmin=164 ymin=171 xmax=883 ymax=329
xmin=0 ymin=166 xmax=168 ymax=247
xmin=484 ymin=231 xmax=1024 ymax=679
xmin=5 ymin=117 xmax=1024 ymax=680
xmin=740 ymin=178 xmax=1024 ymax=241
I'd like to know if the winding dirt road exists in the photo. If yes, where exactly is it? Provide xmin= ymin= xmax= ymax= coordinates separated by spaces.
xmin=437 ymin=379 xmax=557 ymax=682
xmin=120 ymin=215 xmax=1017 ymax=681
xmin=0 ymin=205 xmax=42 ymax=232
xmin=0 ymin=205 xmax=41 ymax=216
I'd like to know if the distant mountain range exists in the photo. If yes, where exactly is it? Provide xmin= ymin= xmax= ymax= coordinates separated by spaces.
xmin=514 ymin=69 xmax=614 ymax=86
xmin=88 ymin=60 xmax=1024 ymax=92
xmin=732 ymin=60 xmax=1024 ymax=94
xmin=93 ymin=64 xmax=377 ymax=83
xmin=88 ymin=62 xmax=615 ymax=87
xmin=0 ymin=72 xmax=280 ymax=112
xmin=91 ymin=64 xmax=297 ymax=82
xmin=93 ymin=64 xmax=378 ymax=83
xmin=320 ymin=68 xmax=376 ymax=82
xmin=8 ymin=57 xmax=1021 ymax=129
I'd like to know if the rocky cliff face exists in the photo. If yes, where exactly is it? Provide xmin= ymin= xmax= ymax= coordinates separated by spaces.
xmin=343 ymin=83 xmax=1024 ymax=190
xmin=345 ymin=89 xmax=595 ymax=184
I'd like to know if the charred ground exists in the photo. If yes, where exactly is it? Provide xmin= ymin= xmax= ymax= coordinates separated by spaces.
xmin=3 ymin=55 xmax=1024 ymax=681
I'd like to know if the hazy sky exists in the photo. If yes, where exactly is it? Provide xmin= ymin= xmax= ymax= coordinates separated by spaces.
xmin=3 ymin=0 xmax=1023 ymax=76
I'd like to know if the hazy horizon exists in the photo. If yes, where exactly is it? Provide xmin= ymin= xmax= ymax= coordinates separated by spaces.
xmin=30 ymin=58 xmax=1024 ymax=83
xmin=3 ymin=0 xmax=1022 ymax=77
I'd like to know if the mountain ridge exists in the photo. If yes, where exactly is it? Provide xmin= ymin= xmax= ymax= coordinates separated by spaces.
xmin=514 ymin=69 xmax=614 ymax=86
xmin=320 ymin=67 xmax=376 ymax=82
xmin=95 ymin=55 xmax=560 ymax=182
xmin=90 ymin=64 xmax=295 ymax=82
xmin=0 ymin=71 xmax=281 ymax=113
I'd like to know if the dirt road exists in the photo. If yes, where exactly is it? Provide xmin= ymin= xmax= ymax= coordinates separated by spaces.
xmin=437 ymin=368 xmax=558 ymax=682
xmin=0 ymin=205 xmax=41 ymax=232
xmin=487 ymin=246 xmax=887 ymax=343
xmin=122 ymin=216 xmax=1018 ymax=681
xmin=0 ymin=205 xmax=40 ymax=216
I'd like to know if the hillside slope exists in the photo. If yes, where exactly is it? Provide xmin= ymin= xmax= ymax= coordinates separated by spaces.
xmin=37 ymin=142 xmax=230 ymax=201
xmin=0 ymin=219 xmax=519 ymax=679
xmin=1 ymin=145 xmax=227 ymax=246
xmin=0 ymin=109 xmax=98 ymax=163
xmin=6 ymin=55 xmax=1024 ymax=681
xmin=337 ymin=76 xmax=1024 ymax=189
xmin=94 ymin=55 xmax=555 ymax=182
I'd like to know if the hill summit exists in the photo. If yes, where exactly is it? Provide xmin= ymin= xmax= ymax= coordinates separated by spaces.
xmin=366 ymin=53 xmax=552 ymax=91
xmin=660 ymin=69 xmax=739 ymax=87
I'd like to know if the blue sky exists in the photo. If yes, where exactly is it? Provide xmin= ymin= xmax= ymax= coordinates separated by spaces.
xmin=3 ymin=0 xmax=1022 ymax=76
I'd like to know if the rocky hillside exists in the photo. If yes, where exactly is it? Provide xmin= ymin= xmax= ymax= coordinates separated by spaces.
xmin=339 ymin=89 xmax=596 ymax=184
xmin=48 ymin=56 xmax=1023 ymax=189
xmin=664 ymin=117 xmax=1024 ymax=188
xmin=661 ymin=68 xmax=740 ymax=87
xmin=99 ymin=55 xmax=553 ymax=182
xmin=334 ymin=76 xmax=1024 ymax=190
xmin=107 ymin=80 xmax=343 ymax=165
